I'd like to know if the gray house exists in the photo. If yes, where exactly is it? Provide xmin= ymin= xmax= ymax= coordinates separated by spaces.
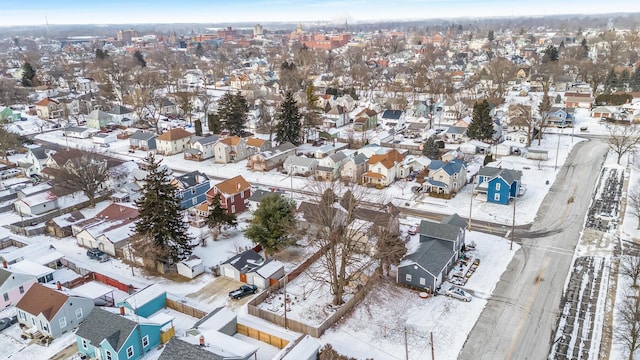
xmin=129 ymin=130 xmax=157 ymax=150
xmin=397 ymin=213 xmax=466 ymax=293
xmin=283 ymin=155 xmax=318 ymax=176
xmin=247 ymin=142 xmax=296 ymax=171
xmin=16 ymin=283 xmax=95 ymax=338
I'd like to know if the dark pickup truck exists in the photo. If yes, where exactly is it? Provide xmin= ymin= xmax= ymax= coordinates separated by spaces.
xmin=228 ymin=284 xmax=258 ymax=299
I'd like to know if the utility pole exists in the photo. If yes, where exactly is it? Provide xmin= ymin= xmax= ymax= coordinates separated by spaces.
xmin=511 ymin=197 xmax=516 ymax=250
xmin=468 ymin=192 xmax=473 ymax=232
xmin=283 ymin=274 xmax=288 ymax=329
xmin=430 ymin=331 xmax=435 ymax=360
xmin=404 ymin=327 xmax=409 ymax=360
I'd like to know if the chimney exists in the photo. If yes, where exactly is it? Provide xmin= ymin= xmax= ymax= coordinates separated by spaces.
xmin=2 ymin=260 xmax=7 ymax=268
xmin=56 ymin=281 xmax=62 ymax=290
xmin=119 ymin=306 xmax=125 ymax=315
xmin=199 ymin=335 xmax=205 ymax=347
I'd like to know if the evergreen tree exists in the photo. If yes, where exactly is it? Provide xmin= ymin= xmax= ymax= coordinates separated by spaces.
xmin=195 ymin=43 xmax=204 ymax=57
xmin=275 ymin=90 xmax=303 ymax=145
xmin=95 ymin=49 xmax=108 ymax=60
xmin=133 ymin=50 xmax=146 ymax=67
xmin=559 ymin=40 xmax=565 ymax=50
xmin=205 ymin=193 xmax=237 ymax=242
xmin=194 ymin=119 xmax=203 ymax=136
xmin=467 ymin=99 xmax=494 ymax=142
xmin=207 ymin=112 xmax=221 ymax=134
xmin=422 ymin=136 xmax=440 ymax=160
xmin=605 ymin=69 xmax=618 ymax=93
xmin=619 ymin=69 xmax=631 ymax=91
xmin=217 ymin=92 xmax=248 ymax=136
xmin=542 ymin=45 xmax=559 ymax=63
xmin=134 ymin=154 xmax=194 ymax=263
xmin=631 ymin=67 xmax=640 ymax=92
xmin=487 ymin=30 xmax=495 ymax=42
xmin=244 ymin=194 xmax=297 ymax=255
xmin=303 ymin=84 xmax=321 ymax=142
xmin=21 ymin=62 xmax=36 ymax=87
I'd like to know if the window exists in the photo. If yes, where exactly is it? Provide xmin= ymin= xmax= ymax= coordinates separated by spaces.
xmin=2 ymin=292 xmax=7 ymax=301
xmin=230 ymin=195 xmax=235 ymax=202
xmin=191 ymin=188 xmax=196 ymax=194
xmin=142 ymin=335 xmax=149 ymax=348
xmin=231 ymin=205 xmax=235 ymax=213
xmin=59 ymin=316 xmax=67 ymax=328
xmin=81 ymin=339 xmax=88 ymax=350
xmin=495 ymin=183 xmax=501 ymax=191
xmin=240 ymin=191 xmax=244 ymax=199
xmin=105 ymin=350 xmax=113 ymax=360
xmin=126 ymin=346 xmax=134 ymax=358
xmin=405 ymin=274 xmax=412 ymax=282
xmin=419 ymin=277 xmax=426 ymax=286
xmin=75 ymin=308 xmax=83 ymax=319
xmin=494 ymin=193 xmax=500 ymax=201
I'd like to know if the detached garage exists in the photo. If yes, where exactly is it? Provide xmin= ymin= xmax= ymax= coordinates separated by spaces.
xmin=177 ymin=255 xmax=204 ymax=279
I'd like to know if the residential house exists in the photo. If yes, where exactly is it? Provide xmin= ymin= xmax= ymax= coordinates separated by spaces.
xmin=406 ymin=122 xmax=428 ymax=139
xmin=323 ymin=105 xmax=348 ymax=128
xmin=208 ymin=175 xmax=251 ymax=215
xmin=379 ymin=109 xmax=406 ymax=130
xmin=444 ymin=126 xmax=468 ymax=143
xmin=547 ymin=106 xmax=568 ymax=127
xmin=214 ymin=136 xmax=249 ymax=163
xmin=0 ymin=107 xmax=19 ymax=122
xmin=315 ymin=151 xmax=348 ymax=181
xmin=106 ymin=105 xmax=133 ymax=125
xmin=397 ymin=214 xmax=467 ymax=293
xmin=247 ymin=142 xmax=296 ymax=171
xmin=0 ymin=268 xmax=37 ymax=308
xmin=92 ymin=132 xmax=117 ymax=145
xmin=565 ymin=93 xmax=594 ymax=109
xmin=160 ymin=99 xmax=177 ymax=116
xmin=362 ymin=149 xmax=405 ymax=187
xmin=422 ymin=159 xmax=467 ymax=195
xmin=442 ymin=99 xmax=458 ymax=120
xmin=185 ymin=135 xmax=219 ymax=161
xmin=18 ymin=146 xmax=49 ymax=176
xmin=35 ymin=97 xmax=62 ymax=119
xmin=63 ymin=126 xmax=92 ymax=139
xmin=129 ymin=130 xmax=157 ymax=150
xmin=592 ymin=106 xmax=614 ymax=119
xmin=75 ymin=77 xmax=97 ymax=93
xmin=9 ymin=260 xmax=56 ymax=284
xmin=172 ymin=171 xmax=210 ymax=209
xmin=220 ymin=249 xmax=284 ymax=288
xmin=340 ymin=153 xmax=369 ymax=184
xmin=245 ymin=137 xmax=271 ymax=156
xmin=74 ymin=204 xmax=138 ymax=257
xmin=14 ymin=190 xmax=58 ymax=216
xmin=353 ymin=108 xmax=378 ymax=132
xmin=397 ymin=156 xmax=431 ymax=179
xmin=76 ymin=307 xmax=170 ymax=360
xmin=474 ymin=166 xmax=523 ymax=205
xmin=156 ymin=128 xmax=192 ymax=155
xmin=86 ymin=110 xmax=112 ymax=130
xmin=16 ymin=283 xmax=94 ymax=338
xmin=413 ymin=101 xmax=431 ymax=118
xmin=283 ymin=156 xmax=318 ymax=176
xmin=247 ymin=189 xmax=278 ymax=213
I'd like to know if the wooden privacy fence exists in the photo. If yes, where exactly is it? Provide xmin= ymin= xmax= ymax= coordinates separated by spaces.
xmin=237 ymin=323 xmax=289 ymax=349
xmin=165 ymin=297 xmax=207 ymax=319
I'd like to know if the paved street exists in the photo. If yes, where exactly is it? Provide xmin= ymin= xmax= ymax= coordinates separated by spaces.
xmin=460 ymin=138 xmax=609 ymax=360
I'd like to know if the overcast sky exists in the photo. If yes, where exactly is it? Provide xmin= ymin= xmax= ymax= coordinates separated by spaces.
xmin=1 ymin=0 xmax=639 ymax=26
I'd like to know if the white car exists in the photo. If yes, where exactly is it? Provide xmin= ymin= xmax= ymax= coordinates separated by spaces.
xmin=445 ymin=286 xmax=472 ymax=302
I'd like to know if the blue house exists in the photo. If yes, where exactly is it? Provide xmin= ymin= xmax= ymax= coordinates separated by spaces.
xmin=76 ymin=307 xmax=170 ymax=360
xmin=117 ymin=284 xmax=167 ymax=318
xmin=474 ymin=166 xmax=522 ymax=205
xmin=171 ymin=171 xmax=210 ymax=209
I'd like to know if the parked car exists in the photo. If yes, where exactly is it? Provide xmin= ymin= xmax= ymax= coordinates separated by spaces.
xmin=87 ymin=248 xmax=109 ymax=262
xmin=228 ymin=284 xmax=258 ymax=299
xmin=0 ymin=316 xmax=17 ymax=331
xmin=445 ymin=286 xmax=472 ymax=302
xmin=407 ymin=225 xmax=419 ymax=235
xmin=99 ymin=143 xmax=110 ymax=148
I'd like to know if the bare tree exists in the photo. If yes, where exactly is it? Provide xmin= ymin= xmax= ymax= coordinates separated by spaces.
xmin=50 ymin=148 xmax=119 ymax=207
xmin=607 ymin=124 xmax=640 ymax=165
xmin=484 ymin=57 xmax=516 ymax=98
xmin=0 ymin=127 xmax=21 ymax=160
xmin=302 ymin=181 xmax=383 ymax=305
xmin=373 ymin=225 xmax=407 ymax=277
xmin=621 ymin=255 xmax=640 ymax=287
xmin=615 ymin=288 xmax=640 ymax=360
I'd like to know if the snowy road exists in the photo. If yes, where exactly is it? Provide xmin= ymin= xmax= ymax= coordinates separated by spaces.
xmin=460 ymin=138 xmax=609 ymax=360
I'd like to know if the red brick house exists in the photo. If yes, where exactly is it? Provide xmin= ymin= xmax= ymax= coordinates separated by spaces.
xmin=207 ymin=175 xmax=251 ymax=215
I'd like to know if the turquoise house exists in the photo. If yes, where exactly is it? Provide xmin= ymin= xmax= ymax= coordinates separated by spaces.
xmin=0 ymin=107 xmax=18 ymax=123
xmin=76 ymin=308 xmax=171 ymax=360
xmin=117 ymin=284 xmax=167 ymax=318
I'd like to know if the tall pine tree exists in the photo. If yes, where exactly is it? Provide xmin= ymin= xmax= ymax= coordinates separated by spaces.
xmin=631 ymin=67 xmax=640 ymax=92
xmin=605 ymin=69 xmax=618 ymax=93
xmin=275 ymin=90 xmax=303 ymax=145
xmin=205 ymin=193 xmax=237 ymax=243
xmin=134 ymin=154 xmax=194 ymax=263
xmin=244 ymin=194 xmax=297 ymax=255
xmin=21 ymin=62 xmax=36 ymax=87
xmin=467 ymin=99 xmax=494 ymax=142
xmin=217 ymin=92 xmax=248 ymax=136
xmin=422 ymin=136 xmax=440 ymax=160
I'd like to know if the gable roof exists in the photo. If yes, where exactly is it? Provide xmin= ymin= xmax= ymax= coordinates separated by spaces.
xmin=403 ymin=238 xmax=454 ymax=278
xmin=192 ymin=135 xmax=219 ymax=146
xmin=16 ymin=283 xmax=68 ymax=320
xmin=50 ymin=148 xmax=83 ymax=166
xmin=214 ymin=175 xmax=250 ymax=196
xmin=107 ymin=105 xmax=133 ymax=115
xmin=0 ymin=268 xmax=35 ymax=293
xmin=35 ymin=97 xmax=59 ymax=106
xmin=246 ymin=137 xmax=266 ymax=147
xmin=478 ymin=166 xmax=522 ymax=185
xmin=159 ymin=337 xmax=223 ymax=360
xmin=156 ymin=128 xmax=193 ymax=142
xmin=367 ymin=149 xmax=405 ymax=168
xmin=218 ymin=136 xmax=242 ymax=146
xmin=130 ymin=130 xmax=156 ymax=141
xmin=429 ymin=159 xmax=465 ymax=175
xmin=174 ymin=171 xmax=209 ymax=189
xmin=381 ymin=109 xmax=403 ymax=119
xmin=221 ymin=249 xmax=264 ymax=272
xmin=29 ymin=146 xmax=48 ymax=160
xmin=441 ymin=213 xmax=468 ymax=229
xmin=76 ymin=308 xmax=137 ymax=352
xmin=418 ymin=220 xmax=462 ymax=242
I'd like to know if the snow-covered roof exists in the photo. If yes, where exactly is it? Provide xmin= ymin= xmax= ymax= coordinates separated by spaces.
xmin=9 ymin=259 xmax=55 ymax=277
xmin=122 ymin=283 xmax=165 ymax=309
xmin=71 ymin=281 xmax=114 ymax=299
xmin=254 ymin=259 xmax=284 ymax=279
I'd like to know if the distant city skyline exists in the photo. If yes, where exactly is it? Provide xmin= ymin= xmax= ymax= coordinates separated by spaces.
xmin=1 ymin=0 xmax=639 ymax=27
